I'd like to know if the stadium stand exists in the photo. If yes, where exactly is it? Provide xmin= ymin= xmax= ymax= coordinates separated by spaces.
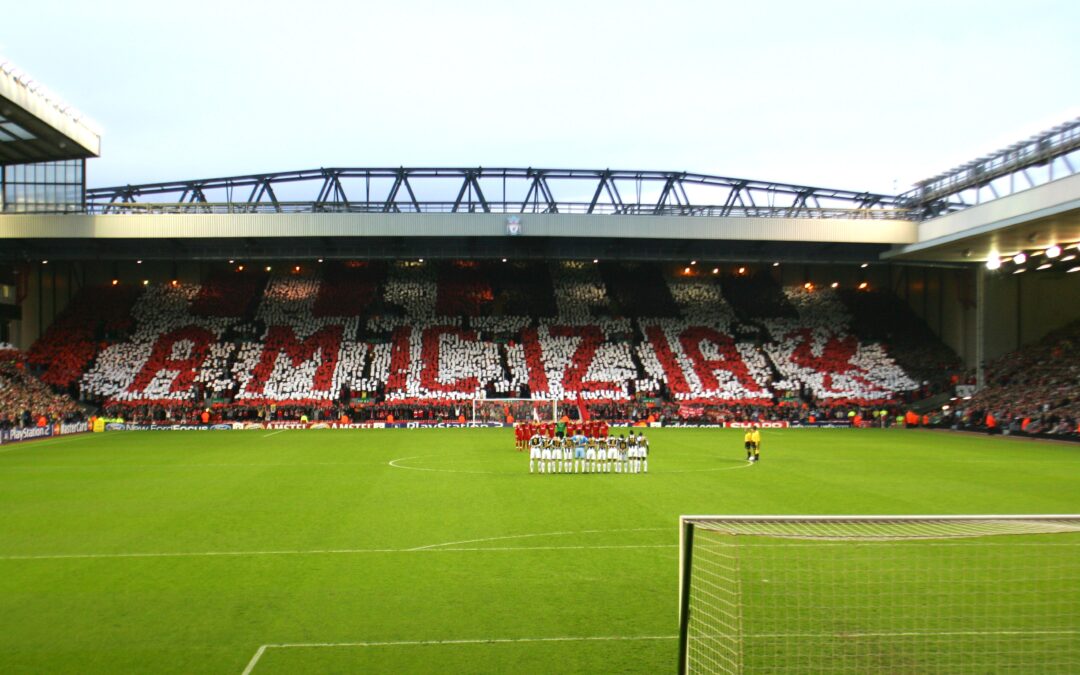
xmin=26 ymin=261 xmax=977 ymax=424
xmin=0 ymin=347 xmax=84 ymax=429
xmin=951 ymin=319 xmax=1080 ymax=438
xmin=837 ymin=288 xmax=964 ymax=398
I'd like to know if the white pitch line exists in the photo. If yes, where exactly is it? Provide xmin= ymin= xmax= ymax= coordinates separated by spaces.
xmin=241 ymin=635 xmax=678 ymax=674
xmin=387 ymin=455 xmax=496 ymax=474
xmin=0 ymin=543 xmax=674 ymax=562
xmin=712 ymin=629 xmax=1080 ymax=640
xmin=261 ymin=430 xmax=285 ymax=438
xmin=0 ymin=461 xmax=385 ymax=470
xmin=408 ymin=527 xmax=668 ymax=551
xmin=240 ymin=644 xmax=267 ymax=675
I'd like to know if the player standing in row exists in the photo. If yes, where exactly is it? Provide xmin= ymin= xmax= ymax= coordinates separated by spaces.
xmin=529 ymin=430 xmax=650 ymax=474
xmin=529 ymin=432 xmax=544 ymax=472
xmin=629 ymin=432 xmax=649 ymax=473
xmin=572 ymin=431 xmax=587 ymax=473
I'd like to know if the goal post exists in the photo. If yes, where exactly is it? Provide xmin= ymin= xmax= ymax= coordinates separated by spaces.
xmin=678 ymin=515 xmax=1080 ymax=674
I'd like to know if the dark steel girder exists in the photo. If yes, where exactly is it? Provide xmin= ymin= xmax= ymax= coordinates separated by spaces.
xmin=84 ymin=167 xmax=908 ymax=218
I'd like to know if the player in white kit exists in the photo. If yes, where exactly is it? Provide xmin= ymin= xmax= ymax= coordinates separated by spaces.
xmin=529 ymin=433 xmax=543 ymax=473
xmin=541 ymin=438 xmax=555 ymax=474
xmin=562 ymin=437 xmax=575 ymax=473
xmin=585 ymin=436 xmax=598 ymax=473
xmin=637 ymin=433 xmax=649 ymax=473
xmin=605 ymin=437 xmax=619 ymax=473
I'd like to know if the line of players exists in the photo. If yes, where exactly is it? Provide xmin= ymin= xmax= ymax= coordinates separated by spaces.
xmin=527 ymin=432 xmax=649 ymax=474
xmin=514 ymin=420 xmax=611 ymax=448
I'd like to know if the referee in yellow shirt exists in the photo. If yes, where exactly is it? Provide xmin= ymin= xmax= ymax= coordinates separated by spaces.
xmin=744 ymin=425 xmax=761 ymax=462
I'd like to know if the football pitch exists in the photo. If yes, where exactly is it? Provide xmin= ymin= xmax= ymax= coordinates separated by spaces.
xmin=0 ymin=428 xmax=1078 ymax=674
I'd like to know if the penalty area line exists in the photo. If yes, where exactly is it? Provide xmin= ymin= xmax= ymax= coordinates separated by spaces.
xmin=241 ymin=635 xmax=678 ymax=674
xmin=261 ymin=430 xmax=285 ymax=438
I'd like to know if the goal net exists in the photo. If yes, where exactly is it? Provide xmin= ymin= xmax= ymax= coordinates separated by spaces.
xmin=678 ymin=515 xmax=1080 ymax=674
xmin=470 ymin=398 xmax=560 ymax=424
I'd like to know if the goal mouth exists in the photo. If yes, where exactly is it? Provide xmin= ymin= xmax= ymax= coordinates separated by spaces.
xmin=677 ymin=515 xmax=1080 ymax=674
xmin=680 ymin=515 xmax=1080 ymax=541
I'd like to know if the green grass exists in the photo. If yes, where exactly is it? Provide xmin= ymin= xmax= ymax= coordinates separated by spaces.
xmin=0 ymin=428 xmax=1077 ymax=674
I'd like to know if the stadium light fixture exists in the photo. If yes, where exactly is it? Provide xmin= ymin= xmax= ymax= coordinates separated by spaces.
xmin=1068 ymin=266 xmax=1080 ymax=273
xmin=1036 ymin=263 xmax=1052 ymax=271
xmin=803 ymin=282 xmax=813 ymax=291
xmin=294 ymin=265 xmax=301 ymax=272
xmin=1062 ymin=254 xmax=1077 ymax=262
xmin=690 ymin=260 xmax=697 ymax=266
xmin=830 ymin=282 xmax=839 ymax=288
xmin=41 ymin=260 xmax=48 ymax=264
xmin=136 ymin=260 xmax=142 ymax=264
xmin=111 ymin=279 xmax=118 ymax=286
xmin=1013 ymin=253 xmax=1027 ymax=265
xmin=858 ymin=282 xmax=868 ymax=290
xmin=228 ymin=259 xmax=234 ymax=264
xmin=593 ymin=259 xmax=599 ymax=264
xmin=1013 ymin=268 xmax=1027 ymax=274
xmin=418 ymin=258 xmax=424 ymax=263
xmin=142 ymin=280 xmax=149 ymax=286
xmin=170 ymin=279 xmax=178 ymax=287
xmin=860 ymin=263 xmax=869 ymax=268
xmin=684 ymin=267 xmax=692 ymax=274
xmin=712 ymin=268 xmax=719 ymax=275
xmin=1046 ymin=245 xmax=1062 ymax=258
xmin=985 ymin=254 xmax=1002 ymax=270
xmin=237 ymin=265 xmax=244 ymax=272
xmin=502 ymin=258 xmax=507 ymax=263
xmin=737 ymin=267 xmax=746 ymax=275
xmin=265 ymin=266 xmax=272 ymax=272
xmin=772 ymin=262 xmax=780 ymax=267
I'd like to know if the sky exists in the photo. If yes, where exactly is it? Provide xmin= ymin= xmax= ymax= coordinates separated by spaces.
xmin=2 ymin=0 xmax=1078 ymax=195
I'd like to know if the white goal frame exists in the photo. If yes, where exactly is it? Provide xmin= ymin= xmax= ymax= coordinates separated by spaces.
xmin=677 ymin=514 xmax=1080 ymax=674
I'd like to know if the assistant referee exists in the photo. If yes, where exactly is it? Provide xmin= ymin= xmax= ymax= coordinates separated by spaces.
xmin=744 ymin=425 xmax=761 ymax=462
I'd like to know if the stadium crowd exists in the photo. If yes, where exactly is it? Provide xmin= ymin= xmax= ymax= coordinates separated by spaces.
xmin=941 ymin=319 xmax=1080 ymax=439
xmin=0 ymin=346 xmax=85 ymax=429
xmin=7 ymin=261 xmax=1074 ymax=440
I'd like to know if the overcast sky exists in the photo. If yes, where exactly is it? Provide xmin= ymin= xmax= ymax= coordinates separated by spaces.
xmin=3 ymin=0 xmax=1078 ymax=195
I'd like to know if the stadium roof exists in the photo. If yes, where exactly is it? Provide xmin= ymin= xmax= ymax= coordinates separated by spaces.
xmin=0 ymin=59 xmax=101 ymax=164
xmin=86 ymin=167 xmax=904 ymax=218
xmin=886 ymin=118 xmax=1080 ymax=263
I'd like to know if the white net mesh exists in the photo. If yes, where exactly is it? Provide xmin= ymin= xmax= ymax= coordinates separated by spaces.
xmin=680 ymin=516 xmax=1080 ymax=674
